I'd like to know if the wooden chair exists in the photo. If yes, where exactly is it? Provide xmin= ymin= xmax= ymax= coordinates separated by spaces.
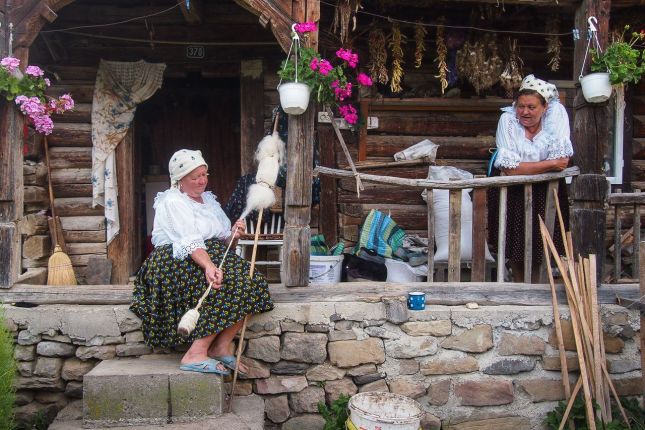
xmin=236 ymin=210 xmax=285 ymax=277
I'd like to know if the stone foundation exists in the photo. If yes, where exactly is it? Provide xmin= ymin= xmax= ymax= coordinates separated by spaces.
xmin=4 ymin=301 xmax=642 ymax=429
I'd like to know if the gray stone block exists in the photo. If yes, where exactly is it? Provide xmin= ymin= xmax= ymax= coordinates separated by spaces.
xmin=83 ymin=354 xmax=224 ymax=427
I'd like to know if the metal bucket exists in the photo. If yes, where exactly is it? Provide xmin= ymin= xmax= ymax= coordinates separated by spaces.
xmin=348 ymin=392 xmax=423 ymax=430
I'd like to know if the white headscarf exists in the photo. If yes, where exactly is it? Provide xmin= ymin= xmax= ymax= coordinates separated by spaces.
xmin=168 ymin=149 xmax=208 ymax=188
xmin=519 ymin=74 xmax=559 ymax=103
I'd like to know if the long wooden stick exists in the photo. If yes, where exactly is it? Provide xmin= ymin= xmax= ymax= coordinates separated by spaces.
xmin=326 ymin=107 xmax=364 ymax=196
xmin=557 ymin=378 xmax=584 ymax=430
xmin=539 ymin=217 xmax=571 ymax=402
xmin=539 ymin=220 xmax=596 ymax=430
xmin=228 ymin=209 xmax=264 ymax=412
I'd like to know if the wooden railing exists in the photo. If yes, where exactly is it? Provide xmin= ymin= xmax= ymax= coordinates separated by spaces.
xmin=314 ymin=166 xmax=580 ymax=283
xmin=607 ymin=191 xmax=645 ymax=281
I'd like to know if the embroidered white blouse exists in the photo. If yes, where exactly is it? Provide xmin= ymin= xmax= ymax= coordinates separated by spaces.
xmin=151 ymin=188 xmax=232 ymax=260
xmin=493 ymin=100 xmax=574 ymax=170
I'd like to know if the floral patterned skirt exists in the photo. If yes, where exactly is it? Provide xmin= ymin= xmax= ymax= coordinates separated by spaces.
xmin=130 ymin=238 xmax=274 ymax=348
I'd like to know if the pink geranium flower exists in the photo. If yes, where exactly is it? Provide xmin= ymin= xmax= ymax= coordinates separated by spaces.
xmin=1 ymin=57 xmax=20 ymax=73
xmin=357 ymin=73 xmax=373 ymax=86
xmin=339 ymin=104 xmax=358 ymax=124
xmin=44 ymin=78 xmax=51 ymax=87
xmin=294 ymin=22 xmax=317 ymax=33
xmin=336 ymin=48 xmax=359 ymax=68
xmin=25 ymin=65 xmax=44 ymax=77
xmin=310 ymin=57 xmax=319 ymax=71
xmin=317 ymin=59 xmax=332 ymax=76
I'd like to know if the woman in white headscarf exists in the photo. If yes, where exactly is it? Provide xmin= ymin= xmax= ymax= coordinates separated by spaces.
xmin=131 ymin=149 xmax=273 ymax=375
xmin=488 ymin=75 xmax=574 ymax=281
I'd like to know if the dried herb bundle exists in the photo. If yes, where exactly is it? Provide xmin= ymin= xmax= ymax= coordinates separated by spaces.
xmin=332 ymin=0 xmax=362 ymax=44
xmin=389 ymin=23 xmax=406 ymax=93
xmin=456 ymin=35 xmax=503 ymax=95
xmin=414 ymin=22 xmax=427 ymax=68
xmin=435 ymin=24 xmax=449 ymax=94
xmin=546 ymin=18 xmax=562 ymax=72
xmin=500 ymin=38 xmax=523 ymax=98
xmin=368 ymin=28 xmax=389 ymax=84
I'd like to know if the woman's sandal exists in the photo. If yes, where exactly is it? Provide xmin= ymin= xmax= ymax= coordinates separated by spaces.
xmin=179 ymin=358 xmax=230 ymax=375
xmin=213 ymin=355 xmax=247 ymax=376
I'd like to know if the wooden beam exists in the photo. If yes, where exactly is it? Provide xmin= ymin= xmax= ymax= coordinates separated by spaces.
xmin=107 ymin=130 xmax=138 ymax=284
xmin=2 ymin=282 xmax=640 ymax=306
xmin=233 ymin=0 xmax=293 ymax=53
xmin=317 ymin=124 xmax=339 ymax=246
xmin=240 ymin=59 xmax=265 ymax=176
xmin=283 ymin=106 xmax=315 ymax=287
xmin=572 ymin=0 xmax=611 ymax=174
xmin=177 ymin=0 xmax=202 ymax=25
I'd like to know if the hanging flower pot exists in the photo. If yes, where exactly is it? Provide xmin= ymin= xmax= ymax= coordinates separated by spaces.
xmin=278 ymin=82 xmax=311 ymax=115
xmin=580 ymin=72 xmax=612 ymax=103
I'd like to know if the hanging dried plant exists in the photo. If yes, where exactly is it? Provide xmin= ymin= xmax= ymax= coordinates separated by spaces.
xmin=389 ymin=23 xmax=406 ymax=93
xmin=414 ymin=22 xmax=427 ymax=68
xmin=435 ymin=24 xmax=449 ymax=94
xmin=332 ymin=0 xmax=362 ymax=44
xmin=456 ymin=34 xmax=503 ymax=95
xmin=546 ymin=18 xmax=562 ymax=72
xmin=500 ymin=38 xmax=524 ymax=98
xmin=368 ymin=27 xmax=389 ymax=84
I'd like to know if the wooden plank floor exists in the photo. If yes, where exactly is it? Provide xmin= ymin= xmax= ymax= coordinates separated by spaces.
xmin=0 ymin=282 xmax=640 ymax=306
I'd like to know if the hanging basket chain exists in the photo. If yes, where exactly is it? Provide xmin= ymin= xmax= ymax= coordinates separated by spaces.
xmin=580 ymin=16 xmax=603 ymax=79
xmin=278 ymin=24 xmax=301 ymax=88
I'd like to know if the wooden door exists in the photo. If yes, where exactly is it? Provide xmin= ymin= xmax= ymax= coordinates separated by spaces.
xmin=137 ymin=76 xmax=241 ymax=202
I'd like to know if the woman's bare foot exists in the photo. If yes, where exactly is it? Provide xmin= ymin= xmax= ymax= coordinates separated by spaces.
xmin=182 ymin=336 xmax=228 ymax=372
xmin=208 ymin=341 xmax=249 ymax=374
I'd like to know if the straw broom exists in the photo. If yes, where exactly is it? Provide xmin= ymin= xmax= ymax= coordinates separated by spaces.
xmin=44 ymin=136 xmax=76 ymax=285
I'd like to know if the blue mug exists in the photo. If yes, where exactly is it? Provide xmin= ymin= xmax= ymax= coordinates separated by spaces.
xmin=407 ymin=292 xmax=426 ymax=310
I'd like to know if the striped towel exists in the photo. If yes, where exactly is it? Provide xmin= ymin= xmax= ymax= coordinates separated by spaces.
xmin=354 ymin=209 xmax=406 ymax=258
xmin=310 ymin=234 xmax=329 ymax=256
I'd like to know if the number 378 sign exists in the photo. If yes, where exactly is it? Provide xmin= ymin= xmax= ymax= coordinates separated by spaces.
xmin=186 ymin=45 xmax=205 ymax=59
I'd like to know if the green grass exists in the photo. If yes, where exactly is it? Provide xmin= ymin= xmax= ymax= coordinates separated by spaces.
xmin=0 ymin=307 xmax=16 ymax=430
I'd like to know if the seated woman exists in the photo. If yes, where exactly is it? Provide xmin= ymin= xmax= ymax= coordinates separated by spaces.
xmin=488 ymin=75 xmax=573 ymax=281
xmin=131 ymin=149 xmax=274 ymax=374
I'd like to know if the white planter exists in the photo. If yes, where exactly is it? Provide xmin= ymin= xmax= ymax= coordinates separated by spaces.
xmin=580 ymin=72 xmax=612 ymax=103
xmin=278 ymin=82 xmax=311 ymax=115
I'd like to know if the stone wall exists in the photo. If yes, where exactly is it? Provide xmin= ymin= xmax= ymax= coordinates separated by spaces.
xmin=3 ymin=301 xmax=642 ymax=429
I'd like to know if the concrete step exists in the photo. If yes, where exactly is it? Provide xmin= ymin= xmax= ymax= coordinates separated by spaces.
xmin=82 ymin=354 xmax=226 ymax=427
xmin=51 ymin=395 xmax=265 ymax=430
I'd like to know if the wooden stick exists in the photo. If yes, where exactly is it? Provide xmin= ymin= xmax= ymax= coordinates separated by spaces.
xmin=326 ymin=107 xmax=364 ymax=196
xmin=558 ymin=378 xmax=584 ymax=430
xmin=497 ymin=186 xmax=507 ymax=283
xmin=539 ymin=220 xmax=571 ymax=401
xmin=587 ymin=256 xmax=607 ymax=422
xmin=553 ymin=188 xmax=572 ymax=262
xmin=524 ymin=184 xmax=533 ymax=283
xmin=228 ymin=209 xmax=264 ymax=412
xmin=539 ymin=220 xmax=596 ymax=430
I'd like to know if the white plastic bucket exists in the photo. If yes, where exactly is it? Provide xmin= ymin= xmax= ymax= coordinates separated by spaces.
xmin=278 ymin=82 xmax=311 ymax=115
xmin=309 ymin=255 xmax=343 ymax=284
xmin=580 ymin=72 xmax=612 ymax=103
xmin=348 ymin=392 xmax=423 ymax=430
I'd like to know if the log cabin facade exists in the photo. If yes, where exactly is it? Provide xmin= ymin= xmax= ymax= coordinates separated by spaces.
xmin=0 ymin=0 xmax=643 ymax=288
xmin=0 ymin=1 xmax=644 ymax=428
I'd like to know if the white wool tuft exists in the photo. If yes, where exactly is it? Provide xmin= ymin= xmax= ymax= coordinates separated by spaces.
xmin=177 ymin=308 xmax=200 ymax=337
xmin=255 ymin=132 xmax=286 ymax=167
xmin=240 ymin=184 xmax=276 ymax=219
xmin=255 ymin=157 xmax=280 ymax=185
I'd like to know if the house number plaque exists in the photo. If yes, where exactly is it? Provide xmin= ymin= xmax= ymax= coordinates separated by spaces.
xmin=186 ymin=45 xmax=205 ymax=59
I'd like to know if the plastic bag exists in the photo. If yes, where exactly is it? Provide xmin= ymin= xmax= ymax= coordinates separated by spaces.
xmin=394 ymin=139 xmax=439 ymax=162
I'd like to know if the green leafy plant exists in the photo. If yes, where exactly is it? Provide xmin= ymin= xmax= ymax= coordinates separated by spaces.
xmin=545 ymin=395 xmax=645 ymax=430
xmin=0 ymin=308 xmax=16 ymax=430
xmin=318 ymin=393 xmax=350 ymax=430
xmin=591 ymin=26 xmax=645 ymax=85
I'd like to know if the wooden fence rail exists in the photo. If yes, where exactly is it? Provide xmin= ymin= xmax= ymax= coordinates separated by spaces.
xmin=314 ymin=166 xmax=580 ymax=283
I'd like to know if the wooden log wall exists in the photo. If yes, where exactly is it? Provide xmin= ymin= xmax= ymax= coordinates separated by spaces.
xmin=334 ymin=97 xmax=509 ymax=248
xmin=21 ymin=67 xmax=105 ymax=284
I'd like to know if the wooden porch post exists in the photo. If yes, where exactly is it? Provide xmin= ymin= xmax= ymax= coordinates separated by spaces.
xmin=283 ymin=0 xmax=319 ymax=287
xmin=570 ymin=0 xmax=610 ymax=280
xmin=0 ymin=5 xmax=24 ymax=288
xmin=240 ymin=59 xmax=265 ymax=176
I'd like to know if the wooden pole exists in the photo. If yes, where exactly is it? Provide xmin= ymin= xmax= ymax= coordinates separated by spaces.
xmin=229 ymin=209 xmax=263 ymax=412
xmin=640 ymin=241 xmax=645 ymax=399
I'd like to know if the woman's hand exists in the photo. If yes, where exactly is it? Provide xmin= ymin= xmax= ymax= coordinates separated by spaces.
xmin=204 ymin=263 xmax=224 ymax=287
xmin=549 ymin=157 xmax=569 ymax=171
xmin=231 ymin=219 xmax=246 ymax=240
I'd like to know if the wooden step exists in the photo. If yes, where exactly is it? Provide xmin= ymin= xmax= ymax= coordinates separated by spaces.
xmin=82 ymin=355 xmax=226 ymax=427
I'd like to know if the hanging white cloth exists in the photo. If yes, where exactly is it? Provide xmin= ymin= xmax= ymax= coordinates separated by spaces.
xmin=91 ymin=59 xmax=166 ymax=244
